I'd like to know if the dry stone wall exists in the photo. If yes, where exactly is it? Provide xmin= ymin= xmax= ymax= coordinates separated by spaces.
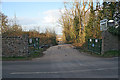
xmin=2 ymin=35 xmax=29 ymax=57
xmin=101 ymin=30 xmax=120 ymax=54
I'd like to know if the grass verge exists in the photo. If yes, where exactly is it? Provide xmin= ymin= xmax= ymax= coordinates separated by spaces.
xmin=101 ymin=50 xmax=120 ymax=57
xmin=2 ymin=48 xmax=49 ymax=61
xmin=74 ymin=45 xmax=120 ymax=58
xmin=2 ymin=56 xmax=32 ymax=61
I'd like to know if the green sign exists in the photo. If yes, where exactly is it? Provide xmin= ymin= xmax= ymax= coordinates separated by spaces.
xmin=88 ymin=39 xmax=102 ymax=54
xmin=28 ymin=38 xmax=40 ymax=49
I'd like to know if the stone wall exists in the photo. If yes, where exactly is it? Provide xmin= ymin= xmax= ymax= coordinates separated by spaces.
xmin=101 ymin=30 xmax=120 ymax=54
xmin=2 ymin=35 xmax=29 ymax=57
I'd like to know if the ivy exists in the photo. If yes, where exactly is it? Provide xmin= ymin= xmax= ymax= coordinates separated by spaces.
xmin=108 ymin=26 xmax=120 ymax=36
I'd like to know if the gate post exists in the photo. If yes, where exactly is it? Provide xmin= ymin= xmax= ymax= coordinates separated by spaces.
xmin=101 ymin=30 xmax=119 ymax=54
xmin=101 ymin=31 xmax=105 ymax=54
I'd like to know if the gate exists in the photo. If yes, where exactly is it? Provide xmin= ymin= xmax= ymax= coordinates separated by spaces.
xmin=88 ymin=39 xmax=102 ymax=54
xmin=28 ymin=38 xmax=40 ymax=49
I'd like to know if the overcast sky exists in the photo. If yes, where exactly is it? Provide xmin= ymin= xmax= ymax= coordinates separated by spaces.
xmin=2 ymin=2 xmax=64 ymax=35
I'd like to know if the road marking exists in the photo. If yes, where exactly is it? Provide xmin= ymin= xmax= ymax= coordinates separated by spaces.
xmin=10 ymin=67 xmax=118 ymax=75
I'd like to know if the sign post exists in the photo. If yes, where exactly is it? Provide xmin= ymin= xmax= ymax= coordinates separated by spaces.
xmin=100 ymin=19 xmax=108 ymax=31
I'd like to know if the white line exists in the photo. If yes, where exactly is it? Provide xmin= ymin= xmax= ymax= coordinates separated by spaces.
xmin=10 ymin=67 xmax=118 ymax=75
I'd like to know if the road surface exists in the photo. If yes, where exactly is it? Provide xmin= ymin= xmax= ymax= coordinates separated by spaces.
xmin=2 ymin=44 xmax=118 ymax=78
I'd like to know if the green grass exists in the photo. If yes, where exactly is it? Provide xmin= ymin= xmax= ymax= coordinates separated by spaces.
xmin=2 ymin=56 xmax=32 ymax=61
xmin=101 ymin=50 xmax=120 ymax=57
xmin=82 ymin=49 xmax=119 ymax=58
xmin=75 ymin=46 xmax=120 ymax=58
xmin=0 ymin=56 xmax=2 ymax=59
xmin=2 ymin=48 xmax=45 ymax=61
xmin=28 ymin=48 xmax=44 ymax=58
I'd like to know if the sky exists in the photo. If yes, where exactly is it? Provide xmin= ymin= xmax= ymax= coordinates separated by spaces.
xmin=1 ymin=0 xmax=105 ymax=35
xmin=1 ymin=2 xmax=65 ymax=35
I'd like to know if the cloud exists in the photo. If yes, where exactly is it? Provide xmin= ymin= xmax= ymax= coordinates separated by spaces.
xmin=2 ymin=0 xmax=64 ymax=2
xmin=8 ymin=9 xmax=65 ymax=35
xmin=18 ymin=17 xmax=41 ymax=25
xmin=42 ymin=8 xmax=65 ymax=24
xmin=8 ymin=16 xmax=42 ymax=31
xmin=40 ymin=9 xmax=65 ymax=34
xmin=42 ymin=9 xmax=60 ymax=24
